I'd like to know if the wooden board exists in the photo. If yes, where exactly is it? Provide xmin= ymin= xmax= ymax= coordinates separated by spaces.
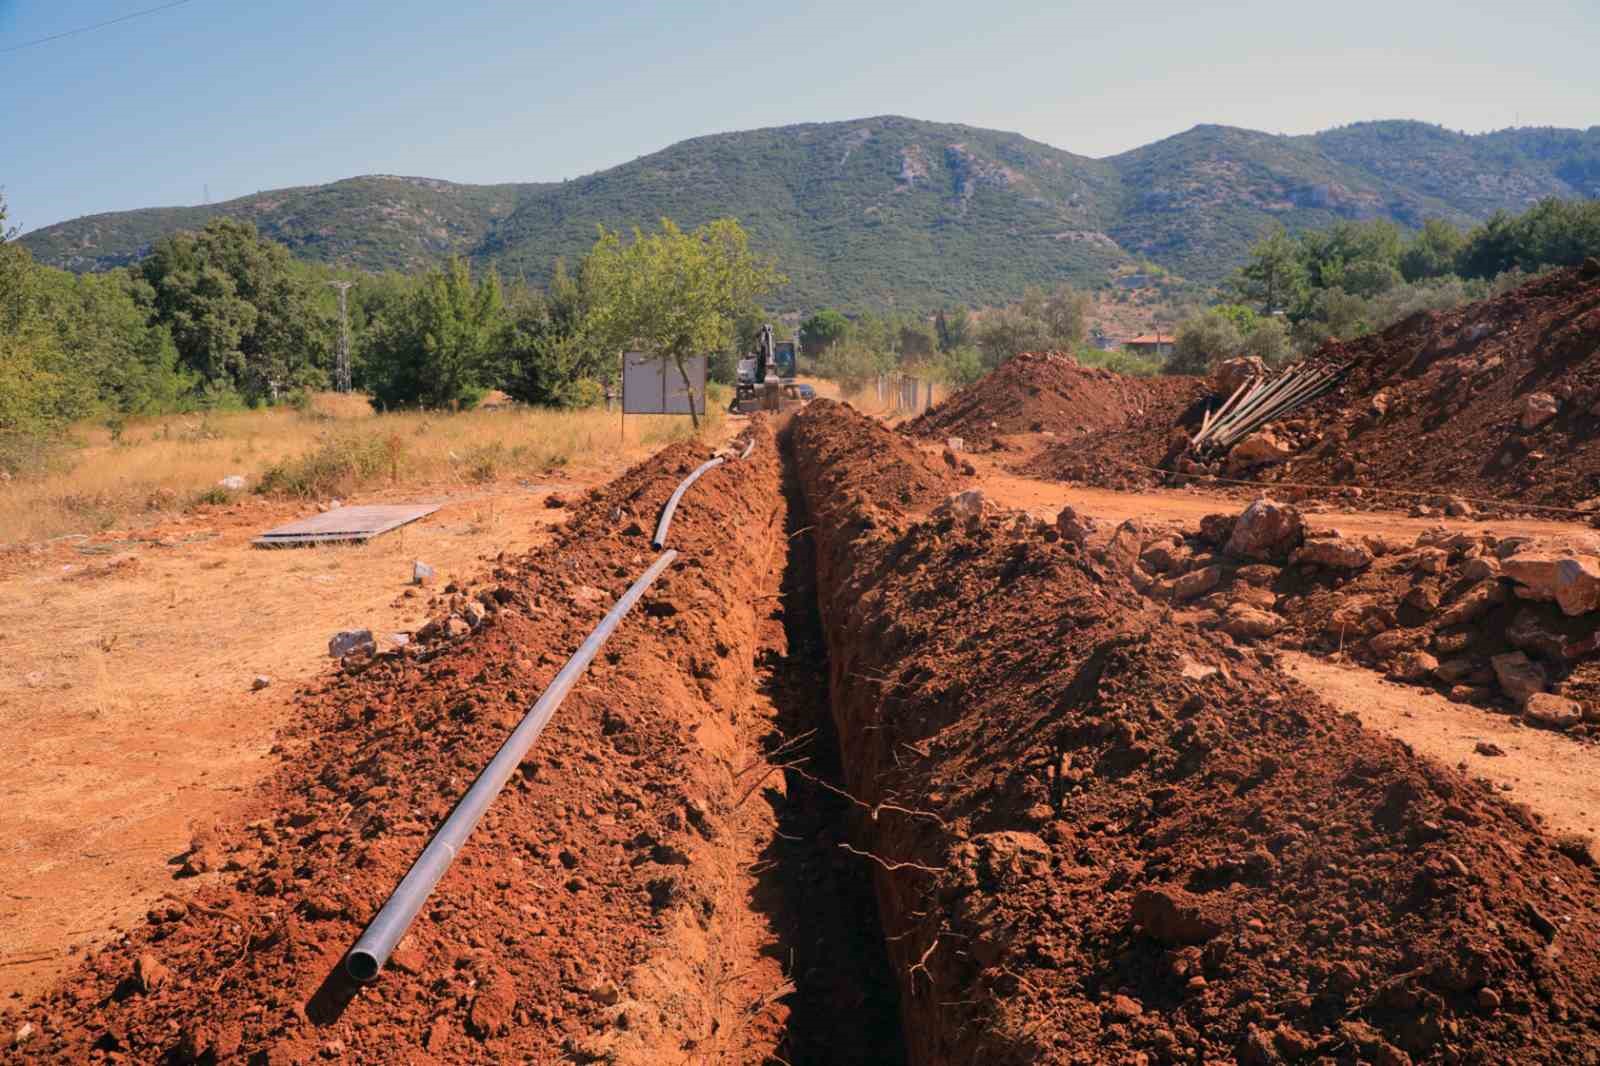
xmin=252 ymin=503 xmax=441 ymax=547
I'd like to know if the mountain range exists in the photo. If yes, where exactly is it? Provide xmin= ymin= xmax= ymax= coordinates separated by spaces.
xmin=20 ymin=117 xmax=1600 ymax=311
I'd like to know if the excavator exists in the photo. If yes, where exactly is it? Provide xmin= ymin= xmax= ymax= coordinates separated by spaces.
xmin=733 ymin=324 xmax=808 ymax=414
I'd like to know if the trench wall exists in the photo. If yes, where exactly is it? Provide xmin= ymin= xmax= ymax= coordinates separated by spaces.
xmin=12 ymin=422 xmax=789 ymax=1064
xmin=793 ymin=399 xmax=1600 ymax=1066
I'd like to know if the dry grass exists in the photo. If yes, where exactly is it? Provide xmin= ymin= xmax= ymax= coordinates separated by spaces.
xmin=0 ymin=393 xmax=725 ymax=544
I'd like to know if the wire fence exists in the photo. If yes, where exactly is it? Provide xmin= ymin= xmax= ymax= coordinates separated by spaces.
xmin=876 ymin=374 xmax=939 ymax=414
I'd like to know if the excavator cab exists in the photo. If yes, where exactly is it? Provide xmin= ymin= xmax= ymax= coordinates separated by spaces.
xmin=733 ymin=325 xmax=807 ymax=414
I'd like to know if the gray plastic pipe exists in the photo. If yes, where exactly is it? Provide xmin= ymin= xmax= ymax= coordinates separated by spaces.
xmin=651 ymin=456 xmax=725 ymax=549
xmin=344 ymin=548 xmax=680 ymax=982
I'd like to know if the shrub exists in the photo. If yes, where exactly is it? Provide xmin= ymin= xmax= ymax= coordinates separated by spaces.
xmin=191 ymin=485 xmax=234 ymax=507
xmin=255 ymin=432 xmax=406 ymax=498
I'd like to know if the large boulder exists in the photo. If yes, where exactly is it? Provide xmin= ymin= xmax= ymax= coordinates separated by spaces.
xmin=1198 ymin=513 xmax=1236 ymax=547
xmin=1225 ymin=498 xmax=1305 ymax=562
xmin=1101 ymin=519 xmax=1151 ymax=572
xmin=1169 ymin=564 xmax=1223 ymax=602
xmin=1435 ymin=580 xmax=1506 ymax=627
xmin=328 ymin=629 xmax=376 ymax=658
xmin=943 ymin=489 xmax=990 ymax=522
xmin=1292 ymin=537 xmax=1374 ymax=571
xmin=1055 ymin=505 xmax=1096 ymax=547
xmin=1222 ymin=604 xmax=1284 ymax=641
xmin=1368 ymin=627 xmax=1426 ymax=658
xmin=1213 ymin=356 xmax=1267 ymax=396
xmin=1132 ymin=886 xmax=1224 ymax=945
xmin=1503 ymin=550 xmax=1564 ymax=600
xmin=1518 ymin=392 xmax=1560 ymax=430
xmin=1491 ymin=651 xmax=1548 ymax=705
xmin=1506 ymin=610 xmax=1569 ymax=661
xmin=1227 ymin=430 xmax=1294 ymax=471
xmin=1140 ymin=537 xmax=1193 ymax=575
xmin=1389 ymin=650 xmax=1439 ymax=683
xmin=1524 ymin=692 xmax=1582 ymax=730
xmin=1555 ymin=556 xmax=1600 ymax=616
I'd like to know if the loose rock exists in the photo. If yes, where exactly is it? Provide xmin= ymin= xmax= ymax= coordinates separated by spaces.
xmin=328 ymin=629 xmax=376 ymax=658
xmin=1225 ymin=498 xmax=1305 ymax=561
xmin=1490 ymin=651 xmax=1548 ymax=705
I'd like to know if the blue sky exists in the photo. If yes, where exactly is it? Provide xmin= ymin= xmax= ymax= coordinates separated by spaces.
xmin=3 ymin=0 xmax=1597 ymax=233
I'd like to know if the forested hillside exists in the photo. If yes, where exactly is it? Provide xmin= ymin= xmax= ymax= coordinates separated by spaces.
xmin=20 ymin=116 xmax=1600 ymax=310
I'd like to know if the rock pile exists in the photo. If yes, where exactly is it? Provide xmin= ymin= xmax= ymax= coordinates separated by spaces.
xmin=1100 ymin=495 xmax=1600 ymax=731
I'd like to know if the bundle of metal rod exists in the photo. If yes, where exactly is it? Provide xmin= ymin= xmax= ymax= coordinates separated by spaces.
xmin=1191 ymin=362 xmax=1347 ymax=455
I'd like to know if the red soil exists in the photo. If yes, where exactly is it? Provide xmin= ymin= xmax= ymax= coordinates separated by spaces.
xmin=793 ymin=400 xmax=1600 ymax=1065
xmin=1281 ymin=265 xmax=1600 ymax=510
xmin=1031 ymin=266 xmax=1600 ymax=513
xmin=6 ymin=425 xmax=793 ymax=1064
xmin=903 ymin=351 xmax=1206 ymax=448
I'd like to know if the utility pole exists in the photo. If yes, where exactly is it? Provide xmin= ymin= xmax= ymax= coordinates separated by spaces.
xmin=328 ymin=281 xmax=354 ymax=393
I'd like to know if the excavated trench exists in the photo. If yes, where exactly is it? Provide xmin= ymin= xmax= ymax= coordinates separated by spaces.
xmin=790 ymin=399 xmax=1600 ymax=1066
xmin=747 ymin=431 xmax=907 ymax=1064
xmin=7 ymin=416 xmax=910 ymax=1065
xmin=24 ymin=398 xmax=1600 ymax=1065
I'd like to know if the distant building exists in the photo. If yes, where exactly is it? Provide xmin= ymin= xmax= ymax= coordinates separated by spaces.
xmin=1123 ymin=333 xmax=1174 ymax=356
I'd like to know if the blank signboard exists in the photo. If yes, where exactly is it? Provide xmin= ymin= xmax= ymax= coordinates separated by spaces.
xmin=622 ymin=352 xmax=707 ymax=415
xmin=252 ymin=503 xmax=441 ymax=547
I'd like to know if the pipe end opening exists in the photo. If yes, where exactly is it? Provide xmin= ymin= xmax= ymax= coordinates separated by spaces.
xmin=345 ymin=950 xmax=382 ymax=983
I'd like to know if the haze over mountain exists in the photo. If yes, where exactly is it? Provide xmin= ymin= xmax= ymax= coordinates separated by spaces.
xmin=21 ymin=116 xmax=1600 ymax=311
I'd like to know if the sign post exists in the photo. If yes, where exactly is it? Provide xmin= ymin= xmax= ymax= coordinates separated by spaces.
xmin=621 ymin=352 xmax=709 ymax=419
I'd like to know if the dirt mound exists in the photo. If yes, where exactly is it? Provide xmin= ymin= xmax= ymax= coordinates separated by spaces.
xmin=904 ymin=351 xmax=1204 ymax=447
xmin=802 ymin=397 xmax=962 ymax=507
xmin=1030 ymin=269 xmax=1600 ymax=513
xmin=794 ymin=402 xmax=1600 ymax=1065
xmin=1276 ymin=267 xmax=1600 ymax=509
xmin=1036 ymin=268 xmax=1600 ymax=511
xmin=6 ymin=427 xmax=793 ymax=1063
xmin=1023 ymin=385 xmax=1209 ymax=490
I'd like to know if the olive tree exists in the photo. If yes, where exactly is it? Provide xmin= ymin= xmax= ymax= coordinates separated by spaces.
xmin=583 ymin=218 xmax=783 ymax=429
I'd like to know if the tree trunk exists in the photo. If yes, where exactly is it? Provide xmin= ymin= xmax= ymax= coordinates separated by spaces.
xmin=674 ymin=355 xmax=700 ymax=431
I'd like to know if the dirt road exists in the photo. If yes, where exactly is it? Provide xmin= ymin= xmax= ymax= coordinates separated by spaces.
xmin=966 ymin=450 xmax=1597 ymax=543
xmin=1283 ymin=652 xmax=1600 ymax=840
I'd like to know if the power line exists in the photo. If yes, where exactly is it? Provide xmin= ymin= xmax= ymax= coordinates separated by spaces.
xmin=328 ymin=281 xmax=354 ymax=393
xmin=1 ymin=0 xmax=197 ymax=56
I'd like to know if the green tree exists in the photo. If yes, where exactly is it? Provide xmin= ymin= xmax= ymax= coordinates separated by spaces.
xmin=896 ymin=318 xmax=937 ymax=360
xmin=1298 ymin=219 xmax=1403 ymax=292
xmin=971 ymin=284 xmax=1088 ymax=369
xmin=1167 ymin=310 xmax=1244 ymax=375
xmin=1033 ymin=285 xmax=1091 ymax=349
xmin=1210 ymin=303 xmax=1261 ymax=336
xmin=936 ymin=344 xmax=983 ymax=385
xmin=1334 ymin=258 xmax=1401 ymax=298
xmin=1399 ymin=218 xmax=1467 ymax=281
xmin=934 ymin=308 xmax=971 ymax=352
xmin=137 ymin=218 xmax=330 ymax=401
xmin=583 ymin=218 xmax=783 ymax=428
xmin=500 ymin=268 xmax=611 ymax=408
xmin=1459 ymin=198 xmax=1600 ymax=278
xmin=0 ymin=195 xmax=65 ymax=440
xmin=816 ymin=339 xmax=892 ymax=391
xmin=799 ymin=309 xmax=849 ymax=361
xmin=40 ymin=269 xmax=193 ymax=415
xmin=1289 ymin=287 xmax=1374 ymax=349
xmin=365 ymin=257 xmax=506 ymax=409
xmin=1232 ymin=224 xmax=1309 ymax=314
xmin=1241 ymin=315 xmax=1293 ymax=367
xmin=974 ymin=305 xmax=1054 ymax=368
